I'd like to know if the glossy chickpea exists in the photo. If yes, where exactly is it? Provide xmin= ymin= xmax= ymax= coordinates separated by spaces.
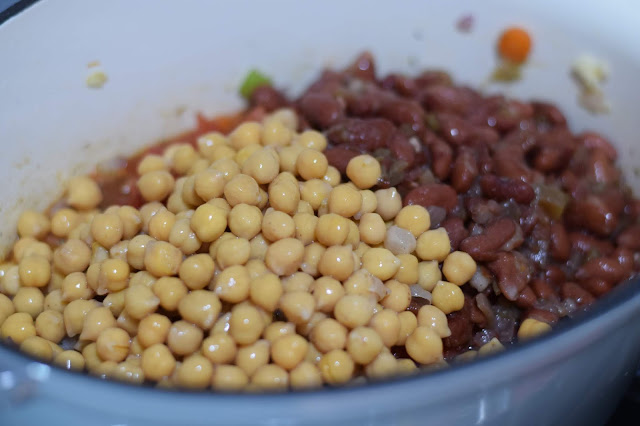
xmin=211 ymin=312 xmax=232 ymax=335
xmin=293 ymin=213 xmax=318 ymax=246
xmin=369 ymin=309 xmax=400 ymax=347
xmin=102 ymin=290 xmax=125 ymax=317
xmin=176 ymin=354 xmax=213 ymax=389
xmin=310 ymin=318 xmax=347 ymax=353
xmin=279 ymin=291 xmax=315 ymax=325
xmin=374 ymin=188 xmax=402 ymax=221
xmin=167 ymin=320 xmax=204 ymax=357
xmin=362 ymin=248 xmax=400 ymax=281
xmin=179 ymin=253 xmax=215 ymax=290
xmin=249 ymin=273 xmax=283 ymax=312
xmin=318 ymin=349 xmax=354 ymax=385
xmin=17 ymin=255 xmax=50 ymax=288
xmin=148 ymin=209 xmax=176 ymax=241
xmin=346 ymin=326 xmax=383 ymax=365
xmin=265 ymin=238 xmax=304 ymax=276
xmin=235 ymin=144 xmax=262 ymax=168
xmin=79 ymin=306 xmax=117 ymax=341
xmin=343 ymin=269 xmax=386 ymax=300
xmin=416 ymin=228 xmax=451 ymax=262
xmin=288 ymin=362 xmax=322 ymax=390
xmin=51 ymin=208 xmax=80 ymax=238
xmin=116 ymin=310 xmax=140 ymax=336
xmin=13 ymin=238 xmax=53 ymax=263
xmin=346 ymin=155 xmax=381 ymax=189
xmin=271 ymin=333 xmax=308 ymax=371
xmin=282 ymin=272 xmax=314 ymax=293
xmin=53 ymin=239 xmax=91 ymax=275
xmin=82 ymin=343 xmax=101 ymax=370
xmin=228 ymin=204 xmax=263 ymax=240
xmin=1 ymin=265 xmax=20 ymax=296
xmin=365 ymin=350 xmax=398 ymax=379
xmin=223 ymin=174 xmax=260 ymax=207
xmin=261 ymin=209 xmax=295 ymax=242
xmin=396 ymin=311 xmax=418 ymax=346
xmin=17 ymin=210 xmax=50 ymax=240
xmin=178 ymin=290 xmax=221 ymax=330
xmin=235 ymin=339 xmax=270 ymax=377
xmin=190 ymin=204 xmax=227 ymax=243
xmin=442 ymin=251 xmax=477 ymax=286
xmin=197 ymin=132 xmax=228 ymax=160
xmin=63 ymin=299 xmax=99 ymax=337
xmin=315 ymin=213 xmax=349 ymax=247
xmin=518 ymin=318 xmax=552 ymax=341
xmin=169 ymin=218 xmax=202 ymax=255
xmin=317 ymin=245 xmax=355 ymax=282
xmin=296 ymin=130 xmax=327 ymax=151
xmin=213 ymin=265 xmax=250 ymax=303
xmin=431 ymin=281 xmax=464 ymax=314
xmin=67 ymin=176 xmax=102 ymax=210
xmin=20 ymin=335 xmax=54 ymax=361
xmin=268 ymin=178 xmax=300 ymax=215
xmin=113 ymin=359 xmax=145 ymax=384
xmin=193 ymin=169 xmax=225 ymax=202
xmin=300 ymin=243 xmax=325 ymax=277
xmin=323 ymin=166 xmax=341 ymax=187
xmin=394 ymin=205 xmax=431 ymax=237
xmin=125 ymin=284 xmax=160 ymax=319
xmin=359 ymin=213 xmax=387 ymax=245
xmin=61 ymin=272 xmax=92 ymax=302
xmin=170 ymin=144 xmax=200 ymax=175
xmin=13 ymin=287 xmax=44 ymax=318
xmin=1 ymin=312 xmax=36 ymax=344
xmin=279 ymin=144 xmax=304 ymax=174
xmin=208 ymin=232 xmax=235 ymax=260
xmin=242 ymin=146 xmax=280 ymax=184
xmin=43 ymin=289 xmax=65 ymax=313
xmin=212 ymin=365 xmax=249 ymax=391
xmin=54 ymin=350 xmax=85 ymax=371
xmin=380 ymin=280 xmax=411 ymax=312
xmin=137 ymin=171 xmax=175 ymax=202
xmin=144 ymin=241 xmax=183 ymax=277
xmin=96 ymin=327 xmax=131 ymax=362
xmin=417 ymin=305 xmax=451 ymax=338
xmin=142 ymin=343 xmax=176 ymax=381
xmin=181 ymin=175 xmax=205 ymax=207
xmin=394 ymin=254 xmax=419 ymax=285
xmin=229 ymin=122 xmax=262 ymax=150
xmin=202 ymin=333 xmax=237 ymax=364
xmin=153 ymin=277 xmax=188 ymax=311
xmin=263 ymin=321 xmax=296 ymax=343
xmin=296 ymin=148 xmax=328 ymax=181
xmin=251 ymin=364 xmax=289 ymax=391
xmin=0 ymin=293 xmax=15 ymax=325
xmin=334 ymin=294 xmax=376 ymax=329
xmin=125 ymin=235 xmax=152 ymax=270
xmin=328 ymin=184 xmax=362 ymax=218
xmin=300 ymin=179 xmax=331 ymax=211
xmin=117 ymin=206 xmax=143 ymax=239
xmin=90 ymin=213 xmax=124 ymax=249
xmin=406 ymin=326 xmax=443 ymax=365
xmin=97 ymin=258 xmax=130 ymax=295
xmin=137 ymin=154 xmax=168 ymax=174
xmin=228 ymin=302 xmax=265 ymax=346
xmin=135 ymin=313 xmax=171 ymax=348
xmin=215 ymin=237 xmax=250 ymax=269
xmin=415 ymin=260 xmax=441 ymax=292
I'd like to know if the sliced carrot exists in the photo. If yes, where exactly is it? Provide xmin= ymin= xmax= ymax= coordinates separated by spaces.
xmin=497 ymin=27 xmax=532 ymax=64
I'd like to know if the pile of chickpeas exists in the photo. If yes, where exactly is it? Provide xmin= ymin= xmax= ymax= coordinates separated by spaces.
xmin=0 ymin=108 xmax=549 ymax=391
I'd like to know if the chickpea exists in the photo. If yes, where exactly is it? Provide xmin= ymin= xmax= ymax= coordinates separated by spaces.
xmin=380 ymin=280 xmax=411 ymax=312
xmin=97 ymin=258 xmax=130 ymax=295
xmin=310 ymin=318 xmax=347 ymax=353
xmin=144 ymin=241 xmax=183 ymax=277
xmin=103 ymin=290 xmax=126 ymax=317
xmin=417 ymin=305 xmax=451 ymax=338
xmin=290 ymin=361 xmax=322 ymax=389
xmin=16 ymin=255 xmax=50 ymax=289
xmin=63 ymin=299 xmax=99 ymax=337
xmin=241 ymin=147 xmax=280 ymax=185
xmin=178 ymin=290 xmax=221 ymax=330
xmin=396 ymin=311 xmax=418 ymax=346
xmin=0 ymin=293 xmax=16 ymax=325
xmin=315 ymin=213 xmax=349 ymax=247
xmin=209 ymin=159 xmax=240 ymax=184
xmin=317 ymin=245 xmax=355 ymax=282
xmin=82 ymin=343 xmax=102 ymax=370
xmin=442 ymin=251 xmax=477 ymax=286
xmin=265 ymin=238 xmax=304 ymax=276
xmin=343 ymin=269 xmax=386 ymax=300
xmin=176 ymin=354 xmax=213 ymax=389
xmin=369 ymin=309 xmax=400 ymax=347
xmin=153 ymin=277 xmax=188 ymax=311
xmin=318 ymin=349 xmax=354 ymax=385
xmin=300 ymin=243 xmax=325 ymax=277
xmin=328 ymin=184 xmax=362 ymax=218
xmin=271 ymin=333 xmax=308 ymax=370
xmin=125 ymin=284 xmax=160 ymax=319
xmin=268 ymin=179 xmax=300 ymax=215
xmin=43 ymin=289 xmax=66 ymax=313
xmin=208 ymin=232 xmax=235 ymax=260
xmin=135 ymin=313 xmax=171 ymax=348
xmin=235 ymin=339 xmax=270 ymax=377
xmin=117 ymin=206 xmax=143 ymax=239
xmin=346 ymin=326 xmax=383 ymax=365
xmin=197 ymin=132 xmax=228 ymax=160
xmin=479 ymin=337 xmax=505 ymax=357
xmin=202 ymin=333 xmax=237 ymax=365
xmin=223 ymin=174 xmax=260 ymax=207
xmin=213 ymin=265 xmax=250 ymax=303
xmin=281 ymin=272 xmax=314 ymax=294
xmin=518 ymin=318 xmax=552 ymax=341
xmin=137 ymin=154 xmax=168 ymax=175
xmin=17 ymin=210 xmax=50 ymax=240
xmin=279 ymin=145 xmax=304 ymax=174
xmin=1 ymin=312 xmax=36 ymax=344
xmin=54 ymin=350 xmax=85 ymax=371
xmin=431 ymin=281 xmax=464 ymax=314
xmin=20 ymin=335 xmax=54 ymax=361
xmin=300 ymin=179 xmax=332 ymax=211
xmin=51 ymin=208 xmax=80 ymax=238
xmin=346 ymin=155 xmax=381 ymax=189
xmin=169 ymin=218 xmax=202 ymax=255
xmin=359 ymin=213 xmax=387 ymax=245
xmin=295 ymin=130 xmax=326 ymax=151
xmin=211 ymin=312 xmax=232 ymax=335
xmin=179 ymin=253 xmax=215 ymax=290
xmin=167 ymin=320 xmax=204 ymax=357
xmin=113 ymin=360 xmax=145 ymax=384
xmin=323 ymin=166 xmax=341 ymax=187
xmin=263 ymin=321 xmax=296 ymax=343
xmin=249 ymin=273 xmax=283 ymax=312
xmin=296 ymin=148 xmax=328 ymax=181
xmin=230 ymin=122 xmax=262 ymax=150
xmin=96 ymin=327 xmax=131 ymax=362
xmin=279 ymin=291 xmax=315 ymax=325
xmin=334 ymin=294 xmax=376 ymax=329
xmin=374 ymin=188 xmax=402 ymax=221
xmin=293 ymin=213 xmax=318 ymax=246
xmin=416 ymin=228 xmax=451 ymax=262
xmin=228 ymin=204 xmax=263 ymax=240
xmin=297 ymin=201 xmax=314 ymax=215
xmin=148 ymin=209 xmax=176 ymax=241
xmin=79 ymin=306 xmax=117 ymax=341
xmin=193 ymin=169 xmax=225 ymax=203
xmin=394 ymin=254 xmax=419 ymax=285
xmin=365 ymin=349 xmax=398 ymax=379
xmin=137 ymin=171 xmax=175 ymax=202
xmin=189 ymin=204 xmax=227 ymax=243
xmin=12 ymin=286 xmax=44 ymax=319
xmin=67 ymin=176 xmax=102 ymax=210
xmin=53 ymin=239 xmax=91 ymax=276
xmin=170 ymin=144 xmax=200 ymax=175
xmin=251 ymin=364 xmax=289 ymax=391
xmin=116 ymin=310 xmax=140 ymax=336
xmin=125 ymin=235 xmax=153 ymax=270
xmin=1 ymin=265 xmax=20 ymax=296
xmin=362 ymin=248 xmax=400 ymax=281
xmin=260 ymin=209 xmax=294 ymax=242
xmin=142 ymin=343 xmax=176 ymax=381
xmin=212 ymin=365 xmax=249 ymax=391
xmin=61 ymin=272 xmax=93 ymax=302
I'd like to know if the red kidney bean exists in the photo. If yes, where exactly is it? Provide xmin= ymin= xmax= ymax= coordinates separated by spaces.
xmin=531 ymin=101 xmax=567 ymax=127
xmin=466 ymin=197 xmax=501 ymax=225
xmin=249 ymin=85 xmax=288 ymax=112
xmin=578 ymin=131 xmax=618 ymax=161
xmin=451 ymin=147 xmax=478 ymax=193
xmin=460 ymin=218 xmax=517 ymax=261
xmin=566 ymin=192 xmax=623 ymax=237
xmin=488 ymin=251 xmax=532 ymax=301
xmin=493 ymin=143 xmax=537 ymax=183
xmin=407 ymin=296 xmax=431 ymax=314
xmin=561 ymin=282 xmax=595 ymax=307
xmin=379 ymin=98 xmax=425 ymax=133
xmin=569 ymin=232 xmax=614 ymax=256
xmin=345 ymin=51 xmax=377 ymax=81
xmin=544 ymin=266 xmax=566 ymax=286
xmin=575 ymin=256 xmax=630 ymax=284
xmin=443 ymin=297 xmax=473 ymax=350
xmin=549 ymin=223 xmax=570 ymax=261
xmin=580 ymin=277 xmax=613 ymax=297
xmin=435 ymin=113 xmax=469 ymax=146
xmin=379 ymin=74 xmax=419 ymax=97
xmin=414 ymin=70 xmax=454 ymax=89
xmin=584 ymin=149 xmax=620 ymax=184
xmin=388 ymin=132 xmax=416 ymax=169
xmin=404 ymin=183 xmax=458 ymax=212
xmin=419 ymin=85 xmax=480 ymax=115
xmin=441 ymin=217 xmax=469 ymax=251
xmin=323 ymin=147 xmax=361 ymax=174
xmin=515 ymin=286 xmax=537 ymax=309
xmin=345 ymin=88 xmax=386 ymax=117
xmin=470 ymin=299 xmax=487 ymax=327
xmin=298 ymin=92 xmax=345 ymax=128
xmin=326 ymin=117 xmax=395 ymax=150
xmin=424 ymin=134 xmax=453 ymax=180
xmin=531 ymin=279 xmax=558 ymax=300
xmin=479 ymin=174 xmax=535 ymax=204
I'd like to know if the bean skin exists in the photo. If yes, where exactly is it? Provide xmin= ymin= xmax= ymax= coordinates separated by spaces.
xmin=459 ymin=218 xmax=517 ymax=262
xmin=326 ymin=118 xmax=395 ymax=151
xmin=298 ymin=92 xmax=345 ymax=129
xmin=488 ymin=251 xmax=531 ymax=301
xmin=549 ymin=223 xmax=570 ymax=261
xmin=404 ymin=184 xmax=458 ymax=212
xmin=479 ymin=175 xmax=535 ymax=204
xmin=451 ymin=147 xmax=478 ymax=193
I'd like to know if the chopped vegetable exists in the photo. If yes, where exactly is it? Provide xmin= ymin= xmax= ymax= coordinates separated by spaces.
xmin=491 ymin=60 xmax=522 ymax=83
xmin=239 ymin=69 xmax=272 ymax=99
xmin=86 ymin=70 xmax=108 ymax=89
xmin=571 ymin=54 xmax=611 ymax=114
xmin=497 ymin=27 xmax=532 ymax=64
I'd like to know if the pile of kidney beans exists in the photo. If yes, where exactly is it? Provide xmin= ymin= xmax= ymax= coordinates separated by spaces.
xmin=248 ymin=52 xmax=640 ymax=358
